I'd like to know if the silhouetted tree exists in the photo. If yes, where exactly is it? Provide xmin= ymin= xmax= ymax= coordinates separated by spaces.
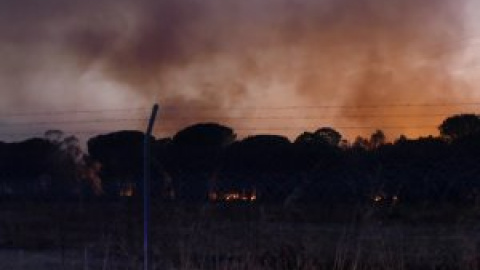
xmin=88 ymin=131 xmax=151 ymax=198
xmin=314 ymin=127 xmax=342 ymax=146
xmin=370 ymin=129 xmax=386 ymax=149
xmin=222 ymin=134 xmax=292 ymax=202
xmin=294 ymin=132 xmax=315 ymax=146
xmin=168 ymin=123 xmax=236 ymax=201
xmin=47 ymin=132 xmax=102 ymax=199
xmin=352 ymin=136 xmax=369 ymax=150
xmin=48 ymin=135 xmax=83 ymax=198
xmin=293 ymin=128 xmax=351 ymax=205
xmin=4 ymin=114 xmax=480 ymax=208
xmin=439 ymin=114 xmax=480 ymax=141
xmin=0 ymin=138 xmax=55 ymax=198
xmin=294 ymin=128 xmax=343 ymax=171
xmin=0 ymin=141 xmax=7 ymax=195
xmin=173 ymin=123 xmax=236 ymax=147
xmin=395 ymin=134 xmax=408 ymax=144
xmin=295 ymin=127 xmax=342 ymax=147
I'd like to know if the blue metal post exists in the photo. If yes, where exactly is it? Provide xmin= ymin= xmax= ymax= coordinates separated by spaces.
xmin=144 ymin=104 xmax=159 ymax=270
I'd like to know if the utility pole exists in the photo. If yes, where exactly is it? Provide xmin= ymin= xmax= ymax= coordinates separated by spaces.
xmin=144 ymin=104 xmax=159 ymax=270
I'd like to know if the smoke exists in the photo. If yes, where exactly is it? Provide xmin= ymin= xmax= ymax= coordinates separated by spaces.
xmin=0 ymin=0 xmax=477 ymax=140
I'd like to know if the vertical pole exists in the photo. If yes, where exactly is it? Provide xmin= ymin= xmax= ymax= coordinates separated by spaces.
xmin=144 ymin=104 xmax=159 ymax=270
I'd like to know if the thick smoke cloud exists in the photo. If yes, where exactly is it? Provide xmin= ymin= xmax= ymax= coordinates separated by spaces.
xmin=0 ymin=0 xmax=477 ymax=140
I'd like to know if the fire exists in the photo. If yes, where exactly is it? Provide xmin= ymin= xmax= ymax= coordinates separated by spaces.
xmin=372 ymin=194 xmax=400 ymax=205
xmin=119 ymin=183 xmax=135 ymax=197
xmin=209 ymin=189 xmax=257 ymax=202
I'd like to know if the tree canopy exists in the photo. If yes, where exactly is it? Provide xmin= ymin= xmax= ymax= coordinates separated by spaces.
xmin=2 ymin=115 xmax=480 ymax=206
xmin=439 ymin=114 xmax=480 ymax=141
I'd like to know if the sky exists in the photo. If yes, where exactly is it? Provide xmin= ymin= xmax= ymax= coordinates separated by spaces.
xmin=1 ymin=0 xmax=480 ymax=142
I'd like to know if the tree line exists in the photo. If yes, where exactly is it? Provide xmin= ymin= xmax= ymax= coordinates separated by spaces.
xmin=1 ymin=114 xmax=480 ymax=206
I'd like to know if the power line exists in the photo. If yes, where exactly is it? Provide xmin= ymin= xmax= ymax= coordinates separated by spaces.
xmin=0 ymin=108 xmax=149 ymax=117
xmin=160 ymin=102 xmax=480 ymax=111
xmin=0 ymin=118 xmax=148 ymax=126
xmin=0 ymin=102 xmax=470 ymax=138
xmin=0 ymin=112 xmax=475 ymax=126
xmin=0 ymin=129 xmax=145 ymax=138
xmin=1 ymin=102 xmax=480 ymax=118
xmin=156 ymin=114 xmax=453 ymax=120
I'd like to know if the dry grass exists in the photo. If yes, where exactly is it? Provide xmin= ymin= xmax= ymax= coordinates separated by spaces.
xmin=0 ymin=201 xmax=479 ymax=269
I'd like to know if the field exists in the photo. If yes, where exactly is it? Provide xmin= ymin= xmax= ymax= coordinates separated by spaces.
xmin=0 ymin=201 xmax=479 ymax=270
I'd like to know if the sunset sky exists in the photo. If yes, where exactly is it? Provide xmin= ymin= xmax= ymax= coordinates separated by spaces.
xmin=1 ymin=0 xmax=480 ymax=142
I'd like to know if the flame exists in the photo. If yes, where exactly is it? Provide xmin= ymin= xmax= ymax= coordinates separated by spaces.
xmin=209 ymin=189 xmax=257 ymax=202
xmin=120 ymin=183 xmax=135 ymax=197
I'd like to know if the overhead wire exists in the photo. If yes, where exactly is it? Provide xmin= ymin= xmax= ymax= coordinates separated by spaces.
xmin=0 ymin=102 xmax=476 ymax=138
xmin=1 ymin=101 xmax=480 ymax=118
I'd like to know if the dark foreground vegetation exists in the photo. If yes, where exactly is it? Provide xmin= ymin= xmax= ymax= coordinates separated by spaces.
xmin=0 ymin=201 xmax=479 ymax=270
xmin=1 ymin=114 xmax=480 ymax=269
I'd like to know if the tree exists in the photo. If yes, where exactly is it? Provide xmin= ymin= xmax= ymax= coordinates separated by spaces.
xmin=294 ymin=132 xmax=315 ymax=146
xmin=169 ymin=123 xmax=236 ymax=201
xmin=295 ymin=128 xmax=342 ymax=147
xmin=1 ymin=138 xmax=55 ymax=198
xmin=224 ymin=135 xmax=293 ymax=202
xmin=48 ymin=133 xmax=102 ymax=198
xmin=370 ymin=129 xmax=386 ymax=149
xmin=0 ymin=131 xmax=100 ymax=199
xmin=233 ymin=134 xmax=292 ymax=172
xmin=294 ymin=128 xmax=343 ymax=171
xmin=439 ymin=114 xmax=480 ymax=141
xmin=88 ymin=131 xmax=149 ymax=197
xmin=173 ymin=123 xmax=236 ymax=147
xmin=295 ymin=128 xmax=342 ymax=148
xmin=352 ymin=136 xmax=369 ymax=150
xmin=314 ymin=127 xmax=342 ymax=146
xmin=395 ymin=134 xmax=408 ymax=145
